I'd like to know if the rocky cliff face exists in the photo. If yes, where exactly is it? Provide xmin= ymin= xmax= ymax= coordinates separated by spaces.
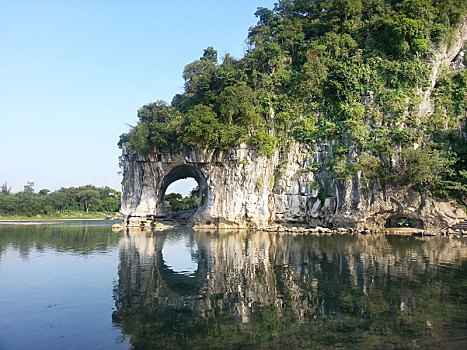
xmin=120 ymin=138 xmax=465 ymax=229
xmin=120 ymin=143 xmax=278 ymax=228
xmin=418 ymin=20 xmax=467 ymax=117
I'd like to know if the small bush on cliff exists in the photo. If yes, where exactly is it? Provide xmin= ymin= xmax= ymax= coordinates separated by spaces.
xmin=399 ymin=146 xmax=456 ymax=189
xmin=251 ymin=129 xmax=278 ymax=157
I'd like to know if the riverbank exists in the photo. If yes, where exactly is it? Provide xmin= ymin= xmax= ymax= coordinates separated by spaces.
xmin=112 ymin=221 xmax=467 ymax=237
xmin=0 ymin=211 xmax=121 ymax=225
xmin=0 ymin=218 xmax=120 ymax=225
xmin=0 ymin=210 xmax=119 ymax=225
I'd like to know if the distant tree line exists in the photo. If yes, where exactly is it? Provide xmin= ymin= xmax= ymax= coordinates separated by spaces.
xmin=164 ymin=187 xmax=199 ymax=211
xmin=0 ymin=182 xmax=121 ymax=217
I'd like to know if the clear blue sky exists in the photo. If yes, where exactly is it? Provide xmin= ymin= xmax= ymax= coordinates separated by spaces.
xmin=0 ymin=0 xmax=275 ymax=193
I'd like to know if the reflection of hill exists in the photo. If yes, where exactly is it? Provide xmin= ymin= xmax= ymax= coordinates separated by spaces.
xmin=113 ymin=230 xmax=467 ymax=349
xmin=0 ymin=225 xmax=120 ymax=260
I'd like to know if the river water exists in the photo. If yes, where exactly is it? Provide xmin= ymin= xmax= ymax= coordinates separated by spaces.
xmin=0 ymin=224 xmax=466 ymax=349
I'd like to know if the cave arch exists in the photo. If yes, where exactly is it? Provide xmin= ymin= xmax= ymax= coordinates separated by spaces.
xmin=156 ymin=164 xmax=209 ymax=221
xmin=385 ymin=214 xmax=424 ymax=229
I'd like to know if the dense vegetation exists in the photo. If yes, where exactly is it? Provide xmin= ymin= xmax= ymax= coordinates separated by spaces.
xmin=0 ymin=182 xmax=121 ymax=217
xmin=164 ymin=187 xmax=199 ymax=211
xmin=121 ymin=0 xmax=467 ymax=201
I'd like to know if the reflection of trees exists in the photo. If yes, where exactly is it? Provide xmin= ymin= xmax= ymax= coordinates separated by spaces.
xmin=113 ymin=230 xmax=467 ymax=349
xmin=0 ymin=225 xmax=120 ymax=260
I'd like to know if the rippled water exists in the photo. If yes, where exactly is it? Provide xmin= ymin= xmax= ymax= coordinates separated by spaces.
xmin=0 ymin=224 xmax=466 ymax=349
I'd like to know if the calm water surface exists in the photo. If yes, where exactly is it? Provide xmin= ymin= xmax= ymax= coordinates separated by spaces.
xmin=0 ymin=224 xmax=466 ymax=349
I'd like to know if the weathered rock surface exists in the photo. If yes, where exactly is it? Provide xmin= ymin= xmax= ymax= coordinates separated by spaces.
xmin=418 ymin=20 xmax=467 ymax=117
xmin=119 ymin=140 xmax=465 ymax=229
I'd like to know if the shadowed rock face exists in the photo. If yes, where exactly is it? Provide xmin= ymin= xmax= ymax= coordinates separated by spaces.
xmin=119 ymin=141 xmax=465 ymax=229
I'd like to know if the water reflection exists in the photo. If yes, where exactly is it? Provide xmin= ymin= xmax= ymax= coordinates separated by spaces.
xmin=161 ymin=232 xmax=202 ymax=276
xmin=113 ymin=229 xmax=467 ymax=349
xmin=0 ymin=224 xmax=121 ymax=260
xmin=0 ymin=224 xmax=127 ymax=350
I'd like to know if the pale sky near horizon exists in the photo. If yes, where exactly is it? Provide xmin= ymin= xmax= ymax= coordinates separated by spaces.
xmin=0 ymin=0 xmax=275 ymax=193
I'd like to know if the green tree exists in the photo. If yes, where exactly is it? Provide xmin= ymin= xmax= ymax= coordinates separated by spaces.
xmin=400 ymin=146 xmax=456 ymax=188
xmin=38 ymin=189 xmax=50 ymax=196
xmin=1 ymin=182 xmax=11 ymax=195
xmin=77 ymin=189 xmax=102 ymax=213
xmin=182 ymin=105 xmax=222 ymax=148
xmin=201 ymin=46 xmax=218 ymax=64
xmin=49 ymin=191 xmax=68 ymax=212
xmin=251 ymin=129 xmax=278 ymax=157
xmin=164 ymin=192 xmax=199 ymax=211
xmin=217 ymin=84 xmax=259 ymax=126
xmin=23 ymin=182 xmax=34 ymax=194
xmin=182 ymin=59 xmax=216 ymax=95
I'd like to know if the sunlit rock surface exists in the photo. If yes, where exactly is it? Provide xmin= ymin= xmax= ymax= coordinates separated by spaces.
xmin=119 ymin=140 xmax=465 ymax=229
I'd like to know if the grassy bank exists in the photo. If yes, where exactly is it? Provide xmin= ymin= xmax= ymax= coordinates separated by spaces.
xmin=0 ymin=210 xmax=121 ymax=221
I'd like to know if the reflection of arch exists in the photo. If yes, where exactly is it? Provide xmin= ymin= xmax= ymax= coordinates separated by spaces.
xmin=385 ymin=214 xmax=424 ymax=228
xmin=157 ymin=164 xmax=209 ymax=219
xmin=154 ymin=231 xmax=210 ymax=296
xmin=112 ymin=229 xmax=213 ymax=323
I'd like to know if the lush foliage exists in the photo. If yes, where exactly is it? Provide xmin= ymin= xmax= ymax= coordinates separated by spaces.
xmin=0 ymin=182 xmax=121 ymax=217
xmin=164 ymin=187 xmax=199 ymax=211
xmin=121 ymin=0 xmax=467 ymax=198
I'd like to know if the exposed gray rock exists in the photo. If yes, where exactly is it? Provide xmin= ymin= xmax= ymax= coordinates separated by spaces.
xmin=119 ymin=141 xmax=465 ymax=230
xmin=450 ymin=49 xmax=465 ymax=71
xmin=418 ymin=20 xmax=467 ymax=118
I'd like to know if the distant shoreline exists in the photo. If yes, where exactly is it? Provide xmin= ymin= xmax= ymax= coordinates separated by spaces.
xmin=0 ymin=218 xmax=121 ymax=225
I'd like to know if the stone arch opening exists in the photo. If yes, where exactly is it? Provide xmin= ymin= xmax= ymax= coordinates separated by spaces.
xmin=157 ymin=164 xmax=208 ymax=222
xmin=385 ymin=214 xmax=424 ymax=229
